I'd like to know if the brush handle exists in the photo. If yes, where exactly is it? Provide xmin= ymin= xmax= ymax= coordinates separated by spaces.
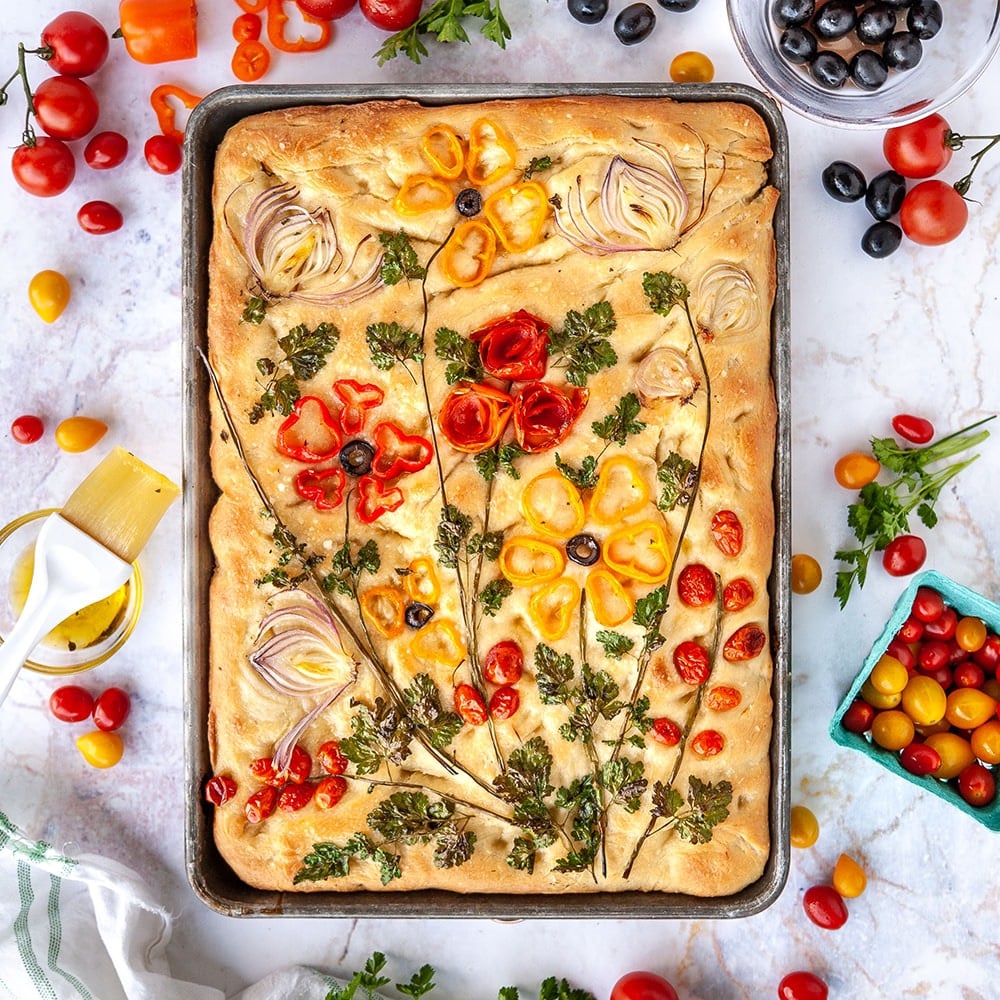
xmin=0 ymin=515 xmax=132 ymax=706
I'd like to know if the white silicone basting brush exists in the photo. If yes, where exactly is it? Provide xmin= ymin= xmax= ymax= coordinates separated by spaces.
xmin=0 ymin=448 xmax=179 ymax=704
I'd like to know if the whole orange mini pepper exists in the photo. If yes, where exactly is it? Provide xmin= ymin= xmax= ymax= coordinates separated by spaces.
xmin=117 ymin=0 xmax=198 ymax=64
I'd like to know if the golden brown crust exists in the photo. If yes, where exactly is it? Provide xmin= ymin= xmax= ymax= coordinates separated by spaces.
xmin=205 ymin=96 xmax=778 ymax=896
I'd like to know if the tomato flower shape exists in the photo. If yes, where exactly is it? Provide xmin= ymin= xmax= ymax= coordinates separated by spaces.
xmin=499 ymin=456 xmax=672 ymax=641
xmin=511 ymin=382 xmax=589 ymax=454
xmin=394 ymin=119 xmax=551 ymax=287
xmin=470 ymin=310 xmax=549 ymax=380
xmin=438 ymin=382 xmax=513 ymax=453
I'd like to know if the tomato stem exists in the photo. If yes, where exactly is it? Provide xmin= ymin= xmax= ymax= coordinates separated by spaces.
xmin=946 ymin=131 xmax=1000 ymax=198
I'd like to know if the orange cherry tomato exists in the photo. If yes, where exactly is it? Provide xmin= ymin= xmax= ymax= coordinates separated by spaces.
xmin=55 ymin=415 xmax=107 ymax=452
xmin=76 ymin=730 xmax=124 ymax=768
xmin=29 ymin=269 xmax=71 ymax=323
xmin=790 ymin=553 xmax=822 ymax=594
xmin=834 ymin=451 xmax=880 ymax=489
xmin=790 ymin=804 xmax=819 ymax=848
xmin=669 ymin=50 xmax=714 ymax=82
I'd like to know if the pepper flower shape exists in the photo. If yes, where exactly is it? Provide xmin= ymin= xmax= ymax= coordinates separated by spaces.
xmin=394 ymin=119 xmax=551 ymax=287
xmin=497 ymin=456 xmax=673 ymax=642
xmin=436 ymin=310 xmax=589 ymax=455
xmin=275 ymin=378 xmax=433 ymax=524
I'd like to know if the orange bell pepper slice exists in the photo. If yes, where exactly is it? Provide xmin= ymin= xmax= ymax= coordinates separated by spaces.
xmin=438 ymin=220 xmax=497 ymax=288
xmin=265 ymin=0 xmax=332 ymax=52
xmin=589 ymin=455 xmax=651 ymax=526
xmin=498 ymin=537 xmax=566 ymax=587
xmin=585 ymin=567 xmax=634 ymax=628
xmin=521 ymin=471 xmax=586 ymax=539
xmin=528 ymin=577 xmax=580 ymax=642
xmin=118 ymin=0 xmax=198 ymax=64
xmin=466 ymin=118 xmax=516 ymax=186
xmin=394 ymin=174 xmax=454 ymax=216
xmin=149 ymin=84 xmax=202 ymax=145
xmin=406 ymin=619 xmax=467 ymax=671
xmin=420 ymin=125 xmax=465 ymax=180
xmin=603 ymin=520 xmax=673 ymax=584
xmin=483 ymin=181 xmax=550 ymax=253
xmin=360 ymin=586 xmax=406 ymax=639
xmin=403 ymin=557 xmax=441 ymax=605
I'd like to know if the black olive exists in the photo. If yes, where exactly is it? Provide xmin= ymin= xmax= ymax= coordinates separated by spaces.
xmin=614 ymin=2 xmax=656 ymax=44
xmin=813 ymin=0 xmax=857 ymax=39
xmin=884 ymin=31 xmax=923 ymax=70
xmin=821 ymin=160 xmax=867 ymax=202
xmin=779 ymin=26 xmax=818 ymax=64
xmin=865 ymin=169 xmax=907 ymax=220
xmin=855 ymin=4 xmax=896 ymax=45
xmin=861 ymin=220 xmax=903 ymax=258
xmin=338 ymin=439 xmax=375 ymax=477
xmin=770 ymin=0 xmax=815 ymax=28
xmin=657 ymin=0 xmax=700 ymax=10
xmin=850 ymin=49 xmax=889 ymax=90
xmin=906 ymin=0 xmax=942 ymax=40
xmin=880 ymin=0 xmax=912 ymax=8
xmin=810 ymin=50 xmax=850 ymax=88
xmin=455 ymin=188 xmax=483 ymax=217
xmin=405 ymin=602 xmax=435 ymax=629
xmin=566 ymin=533 xmax=601 ymax=567
xmin=567 ymin=0 xmax=609 ymax=24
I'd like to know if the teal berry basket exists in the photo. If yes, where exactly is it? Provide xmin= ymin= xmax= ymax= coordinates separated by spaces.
xmin=829 ymin=570 xmax=1000 ymax=830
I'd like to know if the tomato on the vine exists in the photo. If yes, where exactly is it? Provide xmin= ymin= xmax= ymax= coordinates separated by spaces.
xmin=12 ymin=137 xmax=75 ymax=197
xmin=297 ymin=0 xmax=358 ymax=17
xmin=84 ymin=130 xmax=128 ymax=170
xmin=33 ymin=75 xmax=99 ymax=141
xmin=144 ymin=134 xmax=182 ymax=175
xmin=609 ymin=970 xmax=680 ymax=1000
xmin=359 ymin=0 xmax=423 ymax=31
xmin=39 ymin=11 xmax=110 ymax=78
xmin=883 ymin=113 xmax=953 ymax=179
xmin=900 ymin=180 xmax=969 ymax=245
xmin=778 ymin=971 xmax=829 ymax=1000
xmin=882 ymin=533 xmax=927 ymax=576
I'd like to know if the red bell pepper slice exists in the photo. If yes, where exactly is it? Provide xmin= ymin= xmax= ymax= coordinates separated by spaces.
xmin=276 ymin=396 xmax=342 ymax=463
xmin=437 ymin=382 xmax=513 ymax=454
xmin=470 ymin=309 xmax=550 ymax=380
xmin=370 ymin=422 xmax=433 ymax=480
xmin=511 ymin=381 xmax=589 ymax=453
xmin=294 ymin=467 xmax=345 ymax=511
xmin=356 ymin=476 xmax=405 ymax=524
xmin=333 ymin=379 xmax=384 ymax=436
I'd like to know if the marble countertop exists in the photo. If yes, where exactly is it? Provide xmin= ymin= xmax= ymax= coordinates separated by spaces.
xmin=1 ymin=1 xmax=999 ymax=997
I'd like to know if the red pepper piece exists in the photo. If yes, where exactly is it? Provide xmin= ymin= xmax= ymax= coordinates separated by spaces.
xmin=370 ymin=421 xmax=433 ymax=480
xmin=470 ymin=309 xmax=550 ymax=380
xmin=438 ymin=382 xmax=513 ymax=453
xmin=356 ymin=475 xmax=405 ymax=523
xmin=511 ymin=381 xmax=589 ymax=453
xmin=276 ymin=396 xmax=342 ymax=463
xmin=294 ymin=467 xmax=346 ymax=511
xmin=333 ymin=379 xmax=384 ymax=436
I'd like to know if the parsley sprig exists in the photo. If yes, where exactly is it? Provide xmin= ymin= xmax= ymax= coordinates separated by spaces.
xmin=379 ymin=231 xmax=427 ymax=285
xmin=555 ymin=392 xmax=647 ymax=489
xmin=834 ymin=416 xmax=993 ymax=607
xmin=547 ymin=301 xmax=618 ymax=387
xmin=374 ymin=0 xmax=512 ymax=65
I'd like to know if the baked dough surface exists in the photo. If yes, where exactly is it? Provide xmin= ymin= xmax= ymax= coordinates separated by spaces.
xmin=204 ymin=96 xmax=779 ymax=896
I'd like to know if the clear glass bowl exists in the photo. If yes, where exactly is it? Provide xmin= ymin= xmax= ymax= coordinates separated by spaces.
xmin=728 ymin=0 xmax=1000 ymax=128
xmin=0 ymin=508 xmax=143 ymax=675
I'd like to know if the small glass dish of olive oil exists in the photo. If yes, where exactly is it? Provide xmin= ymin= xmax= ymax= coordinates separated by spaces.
xmin=0 ymin=508 xmax=143 ymax=674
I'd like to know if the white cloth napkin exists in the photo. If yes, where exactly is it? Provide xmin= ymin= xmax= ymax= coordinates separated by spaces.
xmin=0 ymin=810 xmax=339 ymax=1000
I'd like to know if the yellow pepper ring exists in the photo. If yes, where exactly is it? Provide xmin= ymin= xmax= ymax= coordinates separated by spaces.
xmin=360 ymin=585 xmax=407 ymax=638
xmin=483 ymin=181 xmax=550 ymax=253
xmin=394 ymin=174 xmax=454 ymax=216
xmin=420 ymin=125 xmax=465 ymax=180
xmin=466 ymin=117 xmax=517 ymax=186
xmin=499 ymin=537 xmax=566 ymax=587
xmin=404 ymin=556 xmax=442 ymax=605
xmin=438 ymin=219 xmax=497 ymax=288
xmin=521 ymin=470 xmax=586 ymax=539
xmin=589 ymin=455 xmax=651 ymax=526
xmin=406 ymin=618 xmax=467 ymax=671
xmin=528 ymin=577 xmax=580 ymax=642
xmin=603 ymin=520 xmax=673 ymax=584
xmin=584 ymin=567 xmax=634 ymax=627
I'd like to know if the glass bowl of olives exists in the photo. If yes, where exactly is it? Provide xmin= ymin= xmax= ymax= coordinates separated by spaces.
xmin=727 ymin=0 xmax=1000 ymax=127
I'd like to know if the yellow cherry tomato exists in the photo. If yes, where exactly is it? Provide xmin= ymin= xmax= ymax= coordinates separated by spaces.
xmin=55 ymin=416 xmax=108 ymax=453
xmin=868 ymin=653 xmax=909 ymax=696
xmin=834 ymin=451 xmax=880 ymax=489
xmin=900 ymin=674 xmax=947 ymax=726
xmin=955 ymin=616 xmax=987 ymax=653
xmin=970 ymin=719 xmax=1000 ymax=765
xmin=945 ymin=687 xmax=998 ymax=730
xmin=860 ymin=678 xmax=901 ymax=710
xmin=76 ymin=730 xmax=124 ymax=768
xmin=923 ymin=731 xmax=975 ymax=779
xmin=669 ymin=50 xmax=715 ymax=83
xmin=789 ymin=804 xmax=819 ymax=848
xmin=790 ymin=553 xmax=822 ymax=594
xmin=832 ymin=852 xmax=867 ymax=898
xmin=871 ymin=709 xmax=915 ymax=751
xmin=29 ymin=269 xmax=71 ymax=323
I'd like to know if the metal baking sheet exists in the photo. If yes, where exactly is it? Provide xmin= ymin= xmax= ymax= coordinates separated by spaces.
xmin=181 ymin=83 xmax=791 ymax=919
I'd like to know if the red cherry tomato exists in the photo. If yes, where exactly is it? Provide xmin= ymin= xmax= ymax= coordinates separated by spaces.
xmin=651 ymin=717 xmax=682 ymax=745
xmin=315 ymin=775 xmax=348 ymax=808
xmin=488 ymin=685 xmax=520 ymax=720
xmin=317 ymin=739 xmax=348 ymax=775
xmin=710 ymin=509 xmax=744 ymax=556
xmin=974 ymin=634 xmax=1000 ymax=673
xmin=676 ymin=563 xmax=717 ymax=607
xmin=900 ymin=741 xmax=941 ymax=776
xmin=609 ymin=970 xmax=680 ymax=1000
xmin=39 ymin=11 xmax=110 ymax=77
xmin=12 ymin=137 xmax=75 ymax=197
xmin=454 ymin=683 xmax=487 ymax=725
xmin=245 ymin=787 xmax=278 ymax=823
xmin=723 ymin=577 xmax=755 ymax=611
xmin=11 ymin=414 xmax=44 ymax=444
xmin=92 ymin=687 xmax=131 ymax=731
xmin=802 ymin=884 xmax=848 ymax=929
xmin=840 ymin=698 xmax=875 ymax=734
xmin=84 ymin=131 xmax=129 ymax=170
xmin=144 ymin=134 xmax=183 ymax=175
xmin=953 ymin=661 xmax=985 ymax=689
xmin=957 ymin=762 xmax=997 ymax=807
xmin=483 ymin=640 xmax=524 ymax=685
xmin=204 ymin=774 xmax=237 ymax=806
xmin=359 ymin=0 xmax=423 ymax=31
xmin=77 ymin=200 xmax=123 ymax=235
xmin=883 ymin=114 xmax=953 ymax=179
xmin=49 ymin=684 xmax=95 ymax=723
xmin=923 ymin=607 xmax=957 ymax=641
xmin=892 ymin=413 xmax=934 ymax=444
xmin=900 ymin=180 xmax=969 ymax=246
xmin=673 ymin=640 xmax=711 ymax=685
xmin=33 ymin=75 xmax=99 ymax=141
xmin=912 ymin=586 xmax=945 ymax=623
xmin=297 ymin=0 xmax=358 ymax=17
xmin=777 ymin=971 xmax=829 ymax=1000
xmin=882 ymin=534 xmax=927 ymax=577
xmin=277 ymin=782 xmax=316 ymax=811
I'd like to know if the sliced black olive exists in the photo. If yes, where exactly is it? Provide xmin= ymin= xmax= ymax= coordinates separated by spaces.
xmin=865 ymin=169 xmax=907 ymax=220
xmin=566 ymin=533 xmax=601 ymax=566
xmin=861 ymin=221 xmax=903 ymax=258
xmin=884 ymin=31 xmax=923 ymax=70
xmin=907 ymin=0 xmax=942 ymax=40
xmin=614 ymin=2 xmax=656 ymax=44
xmin=567 ymin=0 xmax=609 ymax=23
xmin=405 ymin=602 xmax=435 ymax=629
xmin=813 ymin=0 xmax=857 ymax=39
xmin=338 ymin=439 xmax=375 ymax=477
xmin=855 ymin=4 xmax=897 ymax=45
xmin=810 ymin=50 xmax=850 ymax=88
xmin=851 ymin=49 xmax=890 ymax=91
xmin=822 ymin=160 xmax=867 ymax=202
xmin=779 ymin=26 xmax=818 ymax=64
xmin=657 ymin=0 xmax=700 ymax=10
xmin=770 ymin=0 xmax=815 ymax=28
xmin=455 ymin=188 xmax=483 ymax=217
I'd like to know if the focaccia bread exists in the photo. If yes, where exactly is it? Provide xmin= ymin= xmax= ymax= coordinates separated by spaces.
xmin=203 ymin=96 xmax=779 ymax=896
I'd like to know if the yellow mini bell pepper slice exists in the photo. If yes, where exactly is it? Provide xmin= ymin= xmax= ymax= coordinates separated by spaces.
xmin=394 ymin=174 xmax=454 ymax=216
xmin=603 ymin=520 xmax=673 ymax=584
xmin=499 ymin=537 xmax=566 ymax=587
xmin=465 ymin=118 xmax=516 ymax=186
xmin=420 ymin=125 xmax=465 ymax=180
xmin=403 ymin=556 xmax=441 ymax=605
xmin=438 ymin=220 xmax=497 ymax=287
xmin=521 ymin=470 xmax=586 ymax=539
xmin=406 ymin=618 xmax=467 ymax=671
xmin=589 ymin=455 xmax=651 ymax=526
xmin=483 ymin=181 xmax=550 ymax=253
xmin=528 ymin=577 xmax=580 ymax=642
xmin=585 ymin=567 xmax=635 ymax=627
xmin=360 ymin=585 xmax=406 ymax=639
